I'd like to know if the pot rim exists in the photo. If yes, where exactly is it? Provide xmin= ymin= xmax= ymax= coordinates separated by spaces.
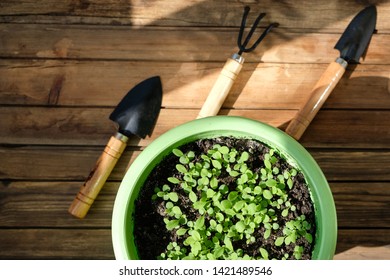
xmin=112 ymin=116 xmax=337 ymax=260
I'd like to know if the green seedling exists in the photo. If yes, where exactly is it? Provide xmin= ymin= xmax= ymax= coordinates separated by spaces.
xmin=152 ymin=143 xmax=314 ymax=260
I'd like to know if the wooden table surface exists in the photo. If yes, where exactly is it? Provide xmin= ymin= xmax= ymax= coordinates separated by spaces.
xmin=1 ymin=0 xmax=389 ymax=260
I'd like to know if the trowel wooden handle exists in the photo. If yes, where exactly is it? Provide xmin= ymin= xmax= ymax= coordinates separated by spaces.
xmin=197 ymin=54 xmax=244 ymax=119
xmin=285 ymin=58 xmax=347 ymax=140
xmin=68 ymin=133 xmax=128 ymax=218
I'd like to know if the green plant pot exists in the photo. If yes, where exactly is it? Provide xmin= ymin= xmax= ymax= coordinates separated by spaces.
xmin=112 ymin=116 xmax=337 ymax=259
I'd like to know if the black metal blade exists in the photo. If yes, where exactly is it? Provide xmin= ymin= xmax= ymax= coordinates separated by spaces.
xmin=334 ymin=5 xmax=377 ymax=63
xmin=109 ymin=76 xmax=162 ymax=138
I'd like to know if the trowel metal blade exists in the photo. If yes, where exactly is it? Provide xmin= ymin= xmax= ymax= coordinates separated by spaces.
xmin=109 ymin=76 xmax=163 ymax=138
xmin=334 ymin=5 xmax=377 ymax=63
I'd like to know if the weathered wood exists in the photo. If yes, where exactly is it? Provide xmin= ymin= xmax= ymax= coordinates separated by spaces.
xmin=1 ymin=60 xmax=390 ymax=109
xmin=0 ymin=108 xmax=293 ymax=146
xmin=0 ymin=107 xmax=389 ymax=148
xmin=1 ymin=146 xmax=390 ymax=182
xmin=0 ymin=24 xmax=387 ymax=64
xmin=0 ymin=229 xmax=114 ymax=259
xmin=0 ymin=228 xmax=388 ymax=259
xmin=334 ymin=245 xmax=390 ymax=260
xmin=1 ymin=0 xmax=389 ymax=32
xmin=1 ymin=181 xmax=389 ymax=228
xmin=1 ymin=0 xmax=388 ymax=262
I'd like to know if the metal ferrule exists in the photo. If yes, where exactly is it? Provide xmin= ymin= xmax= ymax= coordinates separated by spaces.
xmin=335 ymin=57 xmax=348 ymax=68
xmin=114 ymin=132 xmax=129 ymax=143
xmin=231 ymin=53 xmax=245 ymax=64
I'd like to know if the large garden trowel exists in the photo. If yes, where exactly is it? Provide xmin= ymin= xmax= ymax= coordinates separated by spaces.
xmin=69 ymin=76 xmax=162 ymax=218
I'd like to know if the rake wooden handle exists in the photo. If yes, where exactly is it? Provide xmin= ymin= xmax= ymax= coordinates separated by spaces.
xmin=197 ymin=54 xmax=244 ymax=119
xmin=68 ymin=132 xmax=128 ymax=218
xmin=285 ymin=58 xmax=348 ymax=140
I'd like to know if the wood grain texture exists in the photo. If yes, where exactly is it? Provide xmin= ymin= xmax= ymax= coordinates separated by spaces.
xmin=0 ymin=24 xmax=388 ymax=63
xmin=1 ymin=181 xmax=388 ymax=228
xmin=2 ymin=60 xmax=390 ymax=109
xmin=2 ymin=146 xmax=390 ymax=182
xmin=0 ymin=228 xmax=388 ymax=259
xmin=0 ymin=107 xmax=389 ymax=148
xmin=1 ymin=0 xmax=390 ymax=32
xmin=1 ymin=0 xmax=389 ymax=260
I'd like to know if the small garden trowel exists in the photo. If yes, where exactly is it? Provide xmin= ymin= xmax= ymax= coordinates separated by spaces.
xmin=285 ymin=5 xmax=377 ymax=140
xmin=69 ymin=76 xmax=162 ymax=218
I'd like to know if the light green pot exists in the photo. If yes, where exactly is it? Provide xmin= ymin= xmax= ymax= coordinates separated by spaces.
xmin=112 ymin=116 xmax=337 ymax=259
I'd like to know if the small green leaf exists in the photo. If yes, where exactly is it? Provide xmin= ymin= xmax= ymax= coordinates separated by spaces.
xmin=191 ymin=241 xmax=201 ymax=256
xmin=172 ymin=148 xmax=183 ymax=157
xmin=264 ymin=229 xmax=271 ymax=239
xmin=220 ymin=200 xmax=232 ymax=210
xmin=264 ymin=159 xmax=272 ymax=169
xmin=224 ymin=236 xmax=233 ymax=251
xmin=206 ymin=188 xmax=216 ymax=198
xmin=214 ymin=247 xmax=224 ymax=258
xmin=215 ymin=212 xmax=224 ymax=222
xmin=282 ymin=208 xmax=289 ymax=217
xmin=266 ymin=178 xmax=277 ymax=187
xmin=275 ymin=236 xmax=284 ymax=246
xmin=176 ymin=228 xmax=187 ymax=236
xmin=229 ymin=170 xmax=240 ymax=177
xmin=228 ymin=191 xmax=238 ymax=202
xmin=287 ymin=178 xmax=293 ymax=189
xmin=189 ymin=191 xmax=197 ymax=203
xmin=263 ymin=190 xmax=273 ymax=200
xmin=194 ymin=216 xmax=205 ymax=230
xmin=253 ymin=186 xmax=262 ymax=195
xmin=235 ymin=221 xmax=246 ymax=233
xmin=168 ymin=177 xmax=180 ymax=184
xmin=176 ymin=164 xmax=187 ymax=174
xmin=305 ymin=233 xmax=313 ymax=244
xmin=219 ymin=184 xmax=229 ymax=194
xmin=191 ymin=230 xmax=201 ymax=241
xmin=233 ymin=201 xmax=245 ymax=212
xmin=212 ymin=160 xmax=222 ymax=169
xmin=168 ymin=192 xmax=179 ymax=202
xmin=212 ymin=151 xmax=222 ymax=160
xmin=171 ymin=206 xmax=182 ymax=216
xmin=285 ymin=235 xmax=293 ymax=245
xmin=179 ymin=156 xmax=189 ymax=165
xmin=239 ymin=151 xmax=249 ymax=163
xmin=215 ymin=224 xmax=223 ymax=233
xmin=290 ymin=169 xmax=298 ymax=176
xmin=219 ymin=146 xmax=229 ymax=154
xmin=208 ymin=177 xmax=217 ymax=189
xmin=260 ymin=248 xmax=269 ymax=260
xmin=166 ymin=219 xmax=180 ymax=230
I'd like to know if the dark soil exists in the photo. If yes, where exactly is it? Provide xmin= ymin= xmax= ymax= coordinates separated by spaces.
xmin=133 ymin=137 xmax=316 ymax=260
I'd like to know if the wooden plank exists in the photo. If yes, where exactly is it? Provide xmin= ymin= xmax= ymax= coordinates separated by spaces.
xmin=0 ymin=108 xmax=295 ymax=146
xmin=336 ymin=229 xmax=390 ymax=256
xmin=334 ymin=245 xmax=390 ymax=260
xmin=0 ymin=24 xmax=387 ymax=64
xmin=1 ymin=60 xmax=390 ymax=109
xmin=1 ymin=181 xmax=389 ymax=228
xmin=0 ymin=229 xmax=114 ymax=259
xmin=1 ymin=0 xmax=390 ymax=32
xmin=331 ymin=182 xmax=390 ymax=228
xmin=0 ymin=228 xmax=388 ymax=259
xmin=2 ymin=146 xmax=390 ymax=181
xmin=0 ymin=181 xmax=117 ymax=228
xmin=0 ymin=107 xmax=390 ymax=148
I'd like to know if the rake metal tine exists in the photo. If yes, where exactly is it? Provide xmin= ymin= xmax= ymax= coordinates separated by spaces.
xmin=237 ymin=6 xmax=278 ymax=55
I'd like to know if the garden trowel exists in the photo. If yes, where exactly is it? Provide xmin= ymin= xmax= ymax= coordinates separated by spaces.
xmin=69 ymin=76 xmax=162 ymax=218
xmin=285 ymin=5 xmax=377 ymax=140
